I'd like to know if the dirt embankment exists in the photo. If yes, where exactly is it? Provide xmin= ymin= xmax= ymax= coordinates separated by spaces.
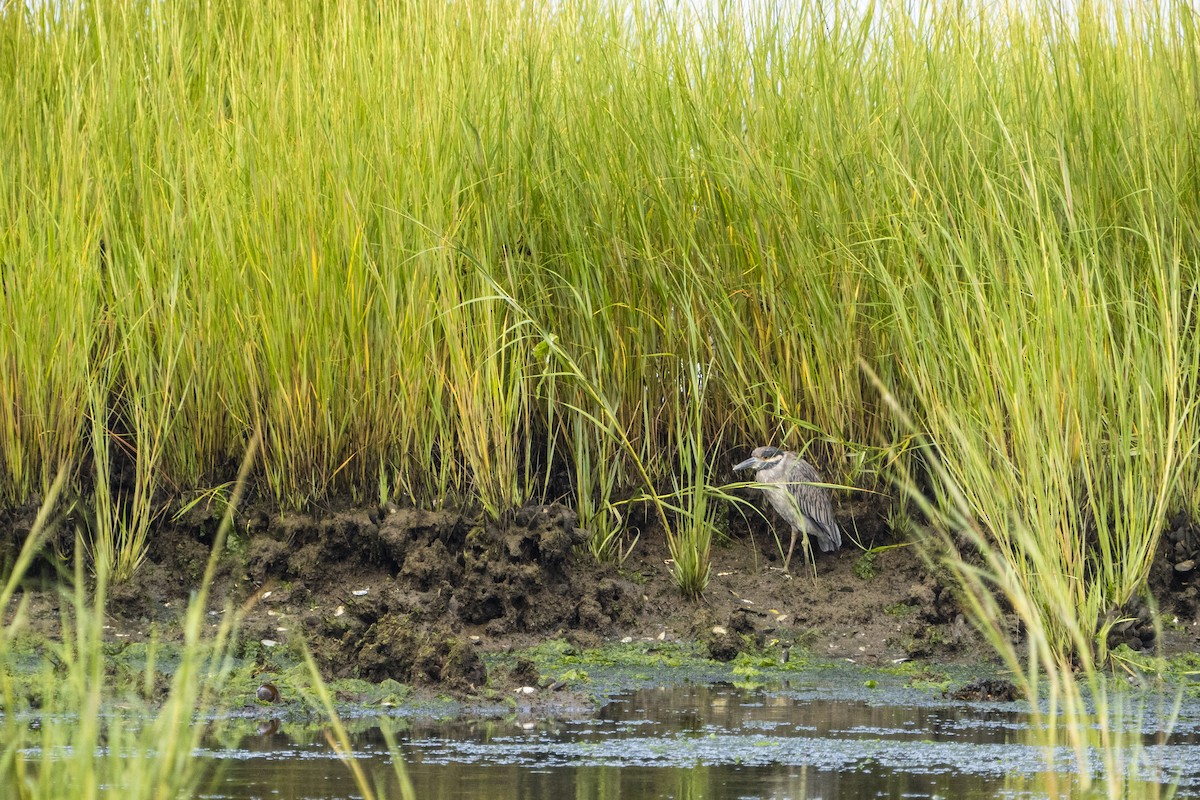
xmin=4 ymin=492 xmax=1199 ymax=693
xmin=237 ymin=502 xmax=635 ymax=690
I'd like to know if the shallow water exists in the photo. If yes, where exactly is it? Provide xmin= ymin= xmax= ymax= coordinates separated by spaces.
xmin=197 ymin=683 xmax=1200 ymax=799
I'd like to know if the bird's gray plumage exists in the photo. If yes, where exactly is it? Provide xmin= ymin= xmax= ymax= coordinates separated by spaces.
xmin=733 ymin=446 xmax=841 ymax=570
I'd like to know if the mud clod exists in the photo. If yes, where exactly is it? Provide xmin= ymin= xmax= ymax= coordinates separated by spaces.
xmin=1153 ymin=514 xmax=1200 ymax=627
xmin=729 ymin=607 xmax=763 ymax=635
xmin=728 ymin=608 xmax=767 ymax=651
xmin=509 ymin=657 xmax=541 ymax=687
xmin=401 ymin=539 xmax=458 ymax=589
xmin=949 ymin=677 xmax=1020 ymax=702
xmin=705 ymin=627 xmax=745 ymax=662
xmin=1102 ymin=598 xmax=1158 ymax=653
xmin=413 ymin=636 xmax=488 ymax=690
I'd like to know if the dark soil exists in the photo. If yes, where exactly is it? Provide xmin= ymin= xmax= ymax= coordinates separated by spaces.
xmin=948 ymin=677 xmax=1020 ymax=702
xmin=5 ymin=491 xmax=1199 ymax=697
xmin=1147 ymin=511 xmax=1200 ymax=651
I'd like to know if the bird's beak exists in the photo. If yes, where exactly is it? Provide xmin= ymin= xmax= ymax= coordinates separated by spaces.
xmin=732 ymin=457 xmax=759 ymax=472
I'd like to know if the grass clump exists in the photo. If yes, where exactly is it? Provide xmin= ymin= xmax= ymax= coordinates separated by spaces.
xmin=0 ymin=446 xmax=416 ymax=799
xmin=0 ymin=464 xmax=239 ymax=799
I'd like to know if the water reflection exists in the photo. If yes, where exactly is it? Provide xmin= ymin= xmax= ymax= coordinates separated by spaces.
xmin=197 ymin=684 xmax=1196 ymax=799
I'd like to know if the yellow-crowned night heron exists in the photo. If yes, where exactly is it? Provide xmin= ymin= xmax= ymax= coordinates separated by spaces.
xmin=733 ymin=446 xmax=841 ymax=571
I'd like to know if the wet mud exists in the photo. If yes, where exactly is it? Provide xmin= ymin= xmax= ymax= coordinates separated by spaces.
xmin=222 ymin=502 xmax=639 ymax=691
xmin=5 ymin=490 xmax=1200 ymax=697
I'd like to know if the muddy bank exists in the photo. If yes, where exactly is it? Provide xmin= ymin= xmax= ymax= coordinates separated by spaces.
xmin=1 ymin=490 xmax=977 ymax=686
xmin=238 ymin=502 xmax=639 ymax=690
xmin=5 ymin=491 xmax=1199 ymax=696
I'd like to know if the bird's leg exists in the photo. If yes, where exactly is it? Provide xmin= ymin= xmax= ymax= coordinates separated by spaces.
xmin=783 ymin=528 xmax=798 ymax=573
xmin=801 ymin=530 xmax=815 ymax=570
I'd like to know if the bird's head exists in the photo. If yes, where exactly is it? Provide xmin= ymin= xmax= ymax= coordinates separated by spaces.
xmin=733 ymin=446 xmax=786 ymax=473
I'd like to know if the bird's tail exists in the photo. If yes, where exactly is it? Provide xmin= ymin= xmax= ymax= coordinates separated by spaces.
xmin=817 ymin=524 xmax=842 ymax=552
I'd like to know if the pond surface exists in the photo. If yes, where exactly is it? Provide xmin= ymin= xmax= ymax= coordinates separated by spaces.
xmin=198 ymin=682 xmax=1200 ymax=799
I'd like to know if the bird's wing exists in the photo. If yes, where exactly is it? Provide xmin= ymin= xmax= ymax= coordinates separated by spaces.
xmin=787 ymin=462 xmax=840 ymax=546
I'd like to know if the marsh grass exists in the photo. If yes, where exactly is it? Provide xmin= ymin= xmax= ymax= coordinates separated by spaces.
xmin=869 ymin=361 xmax=1185 ymax=798
xmin=0 ymin=0 xmax=893 ymax=545
xmin=1 ymin=442 xmax=419 ymax=799
xmin=0 ymin=433 xmax=263 ymax=797
xmin=3 ymin=0 xmax=1200 ymax=741
xmin=0 ymin=464 xmax=234 ymax=799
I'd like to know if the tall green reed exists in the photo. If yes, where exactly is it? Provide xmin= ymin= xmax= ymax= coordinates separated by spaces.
xmin=872 ymin=384 xmax=1183 ymax=799
xmin=862 ymin=0 xmax=1200 ymax=663
xmin=0 ymin=441 xmax=253 ymax=799
xmin=2 ymin=0 xmax=1199 ymax=628
xmin=1 ymin=442 xmax=418 ymax=798
xmin=3 ymin=0 xmax=1200 ymax=782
